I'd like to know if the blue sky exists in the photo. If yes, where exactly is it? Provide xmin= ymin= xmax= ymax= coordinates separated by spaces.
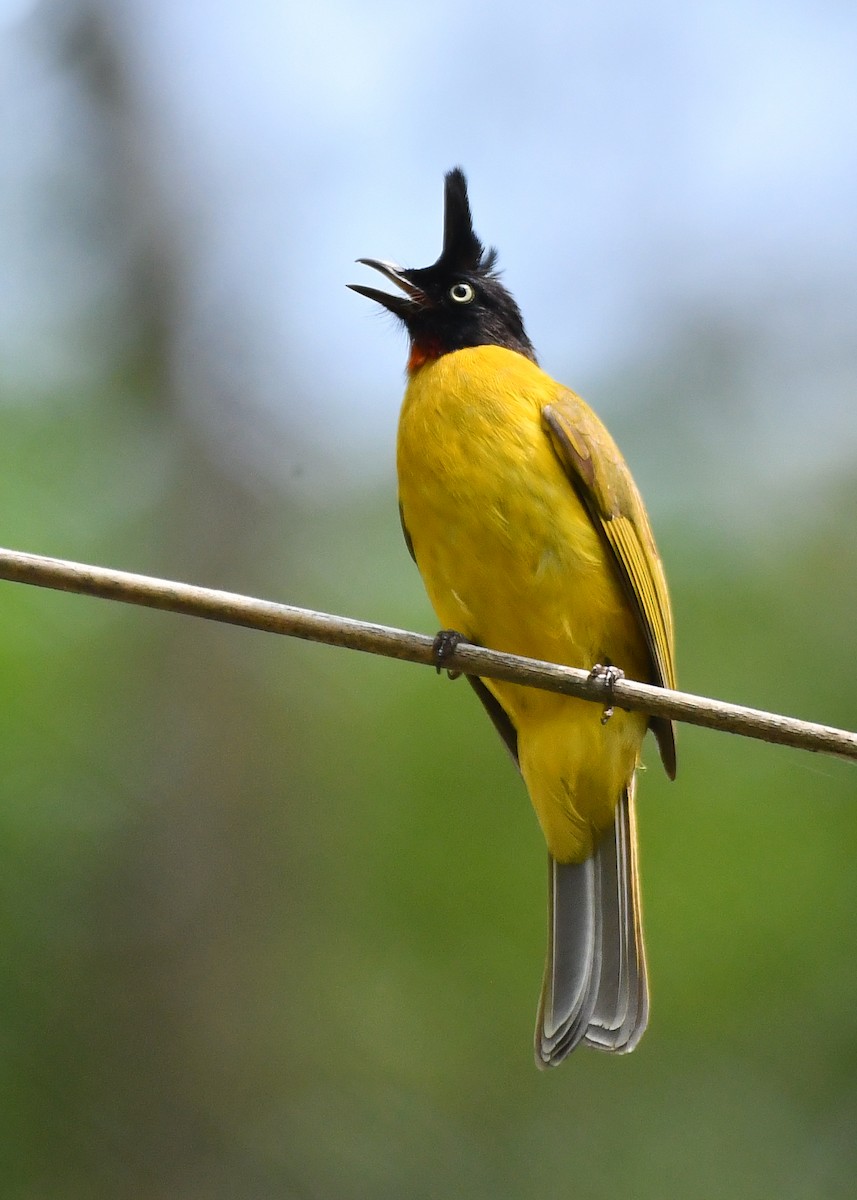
xmin=2 ymin=0 xmax=857 ymax=499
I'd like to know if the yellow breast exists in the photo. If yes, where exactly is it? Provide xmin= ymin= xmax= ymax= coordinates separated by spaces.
xmin=397 ymin=345 xmax=649 ymax=861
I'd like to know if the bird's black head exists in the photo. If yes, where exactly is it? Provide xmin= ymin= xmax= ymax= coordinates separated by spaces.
xmin=349 ymin=168 xmax=537 ymax=371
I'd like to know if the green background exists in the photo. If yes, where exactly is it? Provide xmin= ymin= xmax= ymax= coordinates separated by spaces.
xmin=3 ymin=394 xmax=856 ymax=1199
xmin=2 ymin=4 xmax=856 ymax=1197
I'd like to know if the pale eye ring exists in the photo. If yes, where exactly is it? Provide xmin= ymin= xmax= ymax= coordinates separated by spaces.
xmin=449 ymin=281 xmax=475 ymax=304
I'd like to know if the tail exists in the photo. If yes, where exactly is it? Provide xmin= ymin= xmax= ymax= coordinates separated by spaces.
xmin=535 ymin=781 xmax=648 ymax=1067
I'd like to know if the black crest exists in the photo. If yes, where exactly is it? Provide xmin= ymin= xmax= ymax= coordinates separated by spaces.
xmin=436 ymin=168 xmax=498 ymax=276
xmin=349 ymin=169 xmax=535 ymax=363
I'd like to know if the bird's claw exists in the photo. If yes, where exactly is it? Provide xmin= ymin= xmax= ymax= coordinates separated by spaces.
xmin=431 ymin=629 xmax=466 ymax=678
xmin=589 ymin=663 xmax=625 ymax=724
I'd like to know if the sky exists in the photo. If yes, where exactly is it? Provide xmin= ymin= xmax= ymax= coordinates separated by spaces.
xmin=2 ymin=0 xmax=857 ymax=497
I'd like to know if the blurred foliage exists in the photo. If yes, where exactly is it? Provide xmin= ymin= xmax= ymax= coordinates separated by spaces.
xmin=1 ymin=380 xmax=856 ymax=1199
xmin=1 ymin=3 xmax=856 ymax=1197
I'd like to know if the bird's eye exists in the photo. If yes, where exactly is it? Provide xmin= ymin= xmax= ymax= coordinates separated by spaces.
xmin=448 ymin=282 xmax=475 ymax=304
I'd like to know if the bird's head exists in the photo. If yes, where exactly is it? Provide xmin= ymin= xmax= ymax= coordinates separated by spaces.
xmin=349 ymin=168 xmax=536 ymax=372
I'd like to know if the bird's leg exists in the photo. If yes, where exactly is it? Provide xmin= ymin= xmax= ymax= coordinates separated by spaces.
xmin=431 ymin=629 xmax=467 ymax=678
xmin=588 ymin=662 xmax=625 ymax=724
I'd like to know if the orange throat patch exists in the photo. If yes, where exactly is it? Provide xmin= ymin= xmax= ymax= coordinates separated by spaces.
xmin=407 ymin=338 xmax=443 ymax=373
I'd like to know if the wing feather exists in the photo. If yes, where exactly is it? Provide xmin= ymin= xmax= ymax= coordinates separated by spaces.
xmin=543 ymin=392 xmax=677 ymax=778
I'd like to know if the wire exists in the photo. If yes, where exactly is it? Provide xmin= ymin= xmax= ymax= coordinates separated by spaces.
xmin=0 ymin=546 xmax=854 ymax=764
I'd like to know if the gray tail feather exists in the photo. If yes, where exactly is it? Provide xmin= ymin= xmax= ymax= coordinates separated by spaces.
xmin=535 ymin=781 xmax=648 ymax=1067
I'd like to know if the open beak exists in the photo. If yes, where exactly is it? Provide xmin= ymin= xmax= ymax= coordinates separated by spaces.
xmin=347 ymin=259 xmax=425 ymax=317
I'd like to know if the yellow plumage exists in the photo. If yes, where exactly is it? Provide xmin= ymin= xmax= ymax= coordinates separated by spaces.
xmin=350 ymin=168 xmax=676 ymax=1063
xmin=398 ymin=345 xmax=653 ymax=862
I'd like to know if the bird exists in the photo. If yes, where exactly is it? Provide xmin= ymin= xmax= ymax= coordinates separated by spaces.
xmin=349 ymin=169 xmax=676 ymax=1067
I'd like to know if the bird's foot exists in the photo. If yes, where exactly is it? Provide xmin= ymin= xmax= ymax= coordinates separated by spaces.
xmin=432 ymin=629 xmax=467 ymax=678
xmin=589 ymin=663 xmax=625 ymax=724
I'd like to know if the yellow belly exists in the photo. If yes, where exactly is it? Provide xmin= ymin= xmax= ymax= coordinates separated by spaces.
xmin=397 ymin=345 xmax=649 ymax=861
